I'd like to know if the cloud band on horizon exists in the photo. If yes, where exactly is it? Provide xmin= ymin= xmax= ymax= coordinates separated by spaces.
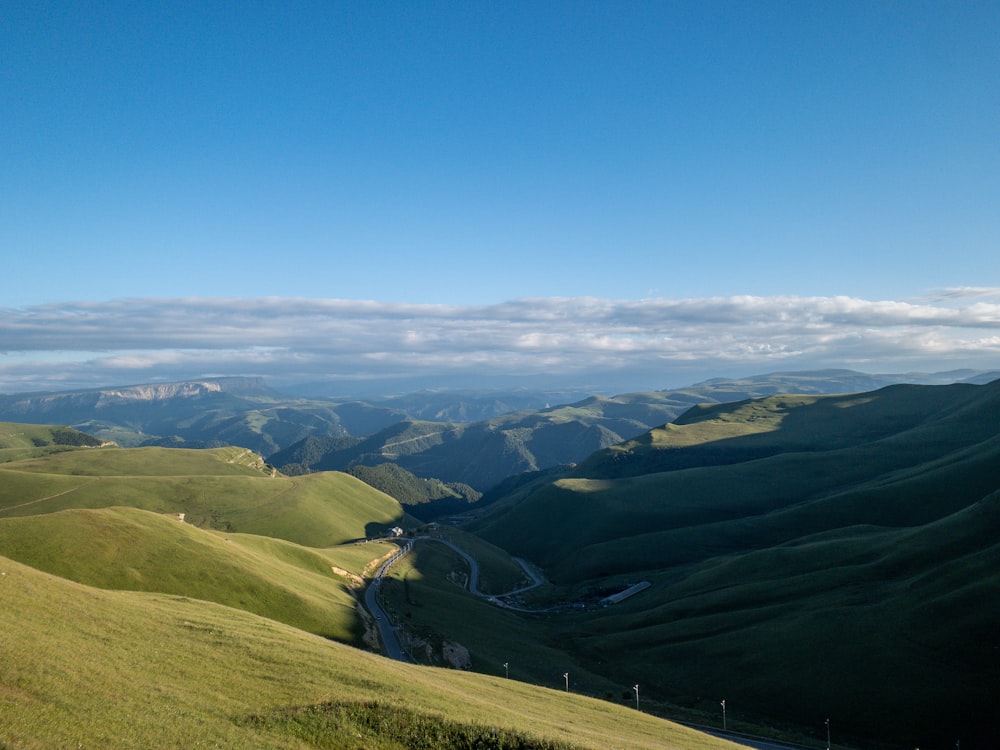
xmin=1 ymin=293 xmax=998 ymax=393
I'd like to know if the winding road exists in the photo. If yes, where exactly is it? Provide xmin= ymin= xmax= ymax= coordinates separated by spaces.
xmin=363 ymin=536 xmax=544 ymax=661
xmin=362 ymin=540 xmax=805 ymax=750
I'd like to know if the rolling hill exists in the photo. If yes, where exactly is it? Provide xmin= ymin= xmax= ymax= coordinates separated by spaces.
xmin=466 ymin=379 xmax=1000 ymax=747
xmin=344 ymin=462 xmax=482 ymax=520
xmin=0 ymin=505 xmax=381 ymax=642
xmin=0 ymin=424 xmax=736 ymax=749
xmin=0 ymin=442 xmax=409 ymax=546
xmin=269 ymin=369 xmax=996 ymax=493
xmin=0 ymin=556 xmax=734 ymax=749
xmin=5 ymin=370 xmax=993 ymax=493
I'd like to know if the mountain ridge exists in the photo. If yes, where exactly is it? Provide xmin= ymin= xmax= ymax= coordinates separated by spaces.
xmin=463 ymin=378 xmax=1000 ymax=745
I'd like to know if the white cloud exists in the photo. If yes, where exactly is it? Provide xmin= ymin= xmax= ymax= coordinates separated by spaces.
xmin=1 ymin=294 xmax=998 ymax=393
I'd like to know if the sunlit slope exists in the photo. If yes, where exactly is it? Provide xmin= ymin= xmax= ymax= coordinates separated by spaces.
xmin=274 ymin=393 xmax=700 ymax=490
xmin=0 ymin=557 xmax=736 ymax=750
xmin=578 ymin=381 xmax=998 ymax=477
xmin=0 ymin=421 xmax=104 ymax=462
xmin=0 ymin=506 xmax=398 ymax=642
xmin=0 ymin=445 xmax=407 ymax=546
xmin=477 ymin=381 xmax=1000 ymax=580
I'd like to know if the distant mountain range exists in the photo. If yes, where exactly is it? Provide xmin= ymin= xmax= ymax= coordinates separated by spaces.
xmin=2 ymin=371 xmax=998 ymax=748
xmin=269 ymin=368 xmax=998 ymax=491
xmin=2 ymin=369 xmax=995 ymax=494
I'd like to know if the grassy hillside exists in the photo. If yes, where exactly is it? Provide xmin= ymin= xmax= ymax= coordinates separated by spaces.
xmin=270 ymin=370 xmax=965 ymax=493
xmin=0 ymin=445 xmax=409 ymax=546
xmin=0 ymin=555 xmax=737 ymax=750
xmin=481 ymin=382 xmax=1000 ymax=576
xmin=0 ymin=425 xmax=745 ymax=750
xmin=0 ymin=506 xmax=395 ymax=643
xmin=468 ymin=380 xmax=1000 ymax=747
xmin=0 ymin=422 xmax=104 ymax=463
xmin=345 ymin=462 xmax=482 ymax=520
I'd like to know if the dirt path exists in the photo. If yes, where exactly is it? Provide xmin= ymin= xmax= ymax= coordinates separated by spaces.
xmin=0 ymin=484 xmax=86 ymax=514
xmin=380 ymin=429 xmax=451 ymax=451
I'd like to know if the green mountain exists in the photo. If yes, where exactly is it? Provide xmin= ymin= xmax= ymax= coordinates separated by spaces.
xmin=0 ymin=426 xmax=731 ymax=750
xmin=4 ymin=370 xmax=989 ymax=475
xmin=0 ymin=421 xmax=106 ymax=463
xmin=0 ymin=443 xmax=408 ymax=545
xmin=468 ymin=380 xmax=1000 ymax=747
xmin=270 ymin=370 xmax=995 ymax=493
xmin=345 ymin=462 xmax=482 ymax=520
xmin=0 ymin=377 xmax=358 ymax=455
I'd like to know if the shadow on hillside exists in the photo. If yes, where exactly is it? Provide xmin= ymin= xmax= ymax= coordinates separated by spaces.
xmin=583 ymin=382 xmax=997 ymax=479
xmin=365 ymin=520 xmax=402 ymax=541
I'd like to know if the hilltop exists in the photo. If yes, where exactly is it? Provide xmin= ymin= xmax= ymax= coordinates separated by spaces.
xmin=3 ymin=375 xmax=1000 ymax=747
xmin=0 ymin=424 xmax=736 ymax=749
xmin=3 ymin=370 xmax=993 ymax=494
xmin=270 ymin=369 xmax=992 ymax=493
xmin=465 ymin=379 xmax=1000 ymax=747
xmin=0 ymin=442 xmax=408 ymax=545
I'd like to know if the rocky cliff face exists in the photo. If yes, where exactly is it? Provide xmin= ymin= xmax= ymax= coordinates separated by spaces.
xmin=92 ymin=377 xmax=269 ymax=405
xmin=3 ymin=377 xmax=271 ymax=413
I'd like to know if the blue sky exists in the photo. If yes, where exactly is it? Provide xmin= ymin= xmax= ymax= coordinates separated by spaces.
xmin=2 ymin=2 xmax=999 ymax=392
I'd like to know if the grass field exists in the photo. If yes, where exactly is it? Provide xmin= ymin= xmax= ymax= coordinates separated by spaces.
xmin=4 ymin=376 xmax=999 ymax=750
xmin=0 ymin=555 xmax=739 ymax=749
xmin=0 ymin=445 xmax=410 ymax=547
xmin=0 ymin=441 xmax=421 ymax=646
xmin=469 ymin=381 xmax=1000 ymax=747
xmin=0 ymin=429 xmax=747 ymax=749
xmin=0 ymin=506 xmax=389 ymax=643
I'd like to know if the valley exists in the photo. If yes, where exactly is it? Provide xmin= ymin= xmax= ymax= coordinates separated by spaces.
xmin=1 ymin=370 xmax=998 ymax=748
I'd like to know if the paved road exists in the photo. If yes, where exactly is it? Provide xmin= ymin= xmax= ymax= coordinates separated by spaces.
xmin=363 ymin=540 xmax=810 ymax=750
xmin=363 ymin=536 xmax=545 ymax=660
xmin=424 ymin=537 xmax=483 ymax=594
xmin=509 ymin=557 xmax=545 ymax=594
xmin=363 ymin=543 xmax=411 ymax=661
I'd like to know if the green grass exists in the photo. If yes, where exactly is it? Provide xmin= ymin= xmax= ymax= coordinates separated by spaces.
xmin=0 ymin=429 xmax=740 ymax=749
xmin=0 ymin=422 xmax=104 ymax=463
xmin=469 ymin=382 xmax=1000 ymax=747
xmin=378 ymin=543 xmax=625 ymax=698
xmin=238 ymin=700 xmax=583 ymax=749
xmin=5 ymin=443 xmax=267 ymax=475
xmin=0 ymin=507 xmax=382 ymax=643
xmin=426 ymin=525 xmax=534 ymax=594
xmin=0 ymin=446 xmax=409 ymax=547
xmin=0 ymin=555 xmax=737 ymax=750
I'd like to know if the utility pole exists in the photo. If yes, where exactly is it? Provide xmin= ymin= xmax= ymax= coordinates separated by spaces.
xmin=563 ymin=672 xmax=569 ymax=691
xmin=503 ymin=662 xmax=508 ymax=679
xmin=632 ymin=684 xmax=640 ymax=710
xmin=825 ymin=718 xmax=830 ymax=750
xmin=721 ymin=699 xmax=726 ymax=731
